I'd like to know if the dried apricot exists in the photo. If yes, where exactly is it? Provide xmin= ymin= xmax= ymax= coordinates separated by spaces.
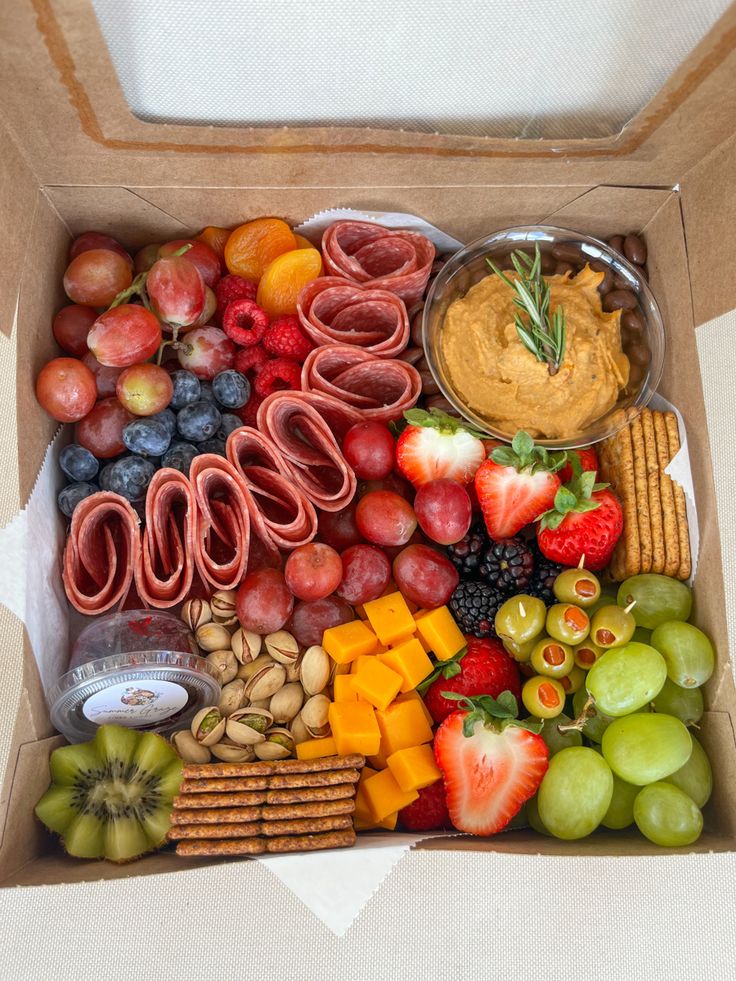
xmin=224 ymin=218 xmax=296 ymax=281
xmin=294 ymin=233 xmax=318 ymax=251
xmin=256 ymin=248 xmax=323 ymax=317
xmin=197 ymin=226 xmax=231 ymax=263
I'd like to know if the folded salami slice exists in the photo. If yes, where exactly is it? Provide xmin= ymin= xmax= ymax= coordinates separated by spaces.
xmin=189 ymin=454 xmax=251 ymax=591
xmin=321 ymin=221 xmax=435 ymax=306
xmin=226 ymin=426 xmax=318 ymax=550
xmin=296 ymin=277 xmax=410 ymax=358
xmin=63 ymin=491 xmax=141 ymax=615
xmin=301 ymin=344 xmax=422 ymax=422
xmin=136 ymin=468 xmax=198 ymax=608
xmin=256 ymin=392 xmax=358 ymax=511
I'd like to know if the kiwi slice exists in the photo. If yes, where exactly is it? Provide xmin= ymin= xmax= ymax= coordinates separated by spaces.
xmin=35 ymin=725 xmax=182 ymax=863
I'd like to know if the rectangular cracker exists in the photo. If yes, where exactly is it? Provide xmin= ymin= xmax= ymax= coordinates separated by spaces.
xmin=175 ymin=828 xmax=357 ymax=857
xmin=169 ymin=822 xmax=260 ymax=840
xmin=629 ymin=414 xmax=653 ymax=574
xmin=181 ymin=755 xmax=365 ymax=781
xmin=168 ymin=815 xmax=353 ymax=840
xmin=599 ymin=424 xmax=639 ymax=580
xmin=170 ymin=798 xmax=356 ymax=826
xmin=652 ymin=411 xmax=681 ymax=577
xmin=174 ymin=783 xmax=357 ymax=810
xmin=664 ymin=411 xmax=692 ymax=580
xmin=640 ymin=409 xmax=666 ymax=574
xmin=178 ymin=769 xmax=362 ymax=794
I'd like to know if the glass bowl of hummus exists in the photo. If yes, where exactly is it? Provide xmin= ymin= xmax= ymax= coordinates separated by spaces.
xmin=422 ymin=225 xmax=665 ymax=449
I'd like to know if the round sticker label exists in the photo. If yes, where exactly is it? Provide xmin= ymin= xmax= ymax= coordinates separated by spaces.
xmin=82 ymin=679 xmax=188 ymax=726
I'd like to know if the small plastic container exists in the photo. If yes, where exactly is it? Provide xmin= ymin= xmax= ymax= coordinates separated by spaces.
xmin=49 ymin=610 xmax=221 ymax=743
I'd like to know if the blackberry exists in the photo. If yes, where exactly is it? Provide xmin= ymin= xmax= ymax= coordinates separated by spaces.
xmin=449 ymin=580 xmax=505 ymax=638
xmin=446 ymin=522 xmax=489 ymax=579
xmin=479 ymin=537 xmax=534 ymax=594
xmin=528 ymin=543 xmax=566 ymax=606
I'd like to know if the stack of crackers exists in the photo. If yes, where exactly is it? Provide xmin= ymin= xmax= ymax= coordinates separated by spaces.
xmin=598 ymin=407 xmax=691 ymax=581
xmin=169 ymin=754 xmax=364 ymax=857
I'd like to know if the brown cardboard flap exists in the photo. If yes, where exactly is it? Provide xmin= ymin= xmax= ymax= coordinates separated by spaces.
xmin=0 ymin=117 xmax=38 ymax=339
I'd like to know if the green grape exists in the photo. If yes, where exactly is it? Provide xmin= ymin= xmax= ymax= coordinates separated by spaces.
xmin=650 ymin=621 xmax=715 ymax=689
xmin=601 ymin=773 xmax=640 ymax=829
xmin=651 ymin=677 xmax=704 ymax=727
xmin=572 ymin=686 xmax=614 ymax=742
xmin=506 ymin=804 xmax=530 ymax=830
xmin=526 ymin=795 xmax=550 ymax=836
xmin=528 ymin=713 xmax=583 ymax=757
xmin=585 ymin=642 xmax=667 ymax=716
xmin=617 ymin=574 xmax=692 ymax=629
xmin=663 ymin=735 xmax=712 ymax=807
xmin=633 ymin=782 xmax=703 ymax=847
xmin=538 ymin=746 xmax=614 ymax=840
xmin=601 ymin=712 xmax=692 ymax=785
xmin=632 ymin=627 xmax=652 ymax=645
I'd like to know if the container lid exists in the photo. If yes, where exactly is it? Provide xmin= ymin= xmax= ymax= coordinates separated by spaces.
xmin=69 ymin=609 xmax=198 ymax=669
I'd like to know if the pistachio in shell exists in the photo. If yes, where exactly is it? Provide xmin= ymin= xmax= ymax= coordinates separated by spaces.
xmin=264 ymin=630 xmax=300 ymax=665
xmin=289 ymin=712 xmax=310 ymax=745
xmin=172 ymin=730 xmax=211 ymax=763
xmin=191 ymin=706 xmax=227 ymax=746
xmin=196 ymin=622 xmax=232 ymax=653
xmin=269 ymin=682 xmax=305 ymax=724
xmin=300 ymin=645 xmax=331 ymax=695
xmin=206 ymin=648 xmax=238 ymax=685
xmin=254 ymin=727 xmax=294 ymax=760
xmin=330 ymin=660 xmax=352 ymax=683
xmin=210 ymin=738 xmax=256 ymax=763
xmin=210 ymin=589 xmax=238 ymax=625
xmin=248 ymin=698 xmax=272 ymax=710
xmin=237 ymin=652 xmax=273 ymax=683
xmin=301 ymin=693 xmax=331 ymax=739
xmin=285 ymin=653 xmax=303 ymax=684
xmin=225 ymin=707 xmax=274 ymax=745
xmin=182 ymin=598 xmax=212 ymax=631
xmin=244 ymin=658 xmax=287 ymax=702
xmin=232 ymin=627 xmax=262 ymax=664
xmin=218 ymin=678 xmax=246 ymax=716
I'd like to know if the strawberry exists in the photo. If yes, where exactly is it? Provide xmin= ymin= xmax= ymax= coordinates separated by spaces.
xmin=434 ymin=692 xmax=548 ymax=836
xmin=474 ymin=430 xmax=564 ymax=540
xmin=421 ymin=637 xmax=521 ymax=725
xmin=399 ymin=780 xmax=452 ymax=832
xmin=536 ymin=470 xmax=623 ymax=570
xmin=395 ymin=409 xmax=485 ymax=488
xmin=559 ymin=446 xmax=599 ymax=485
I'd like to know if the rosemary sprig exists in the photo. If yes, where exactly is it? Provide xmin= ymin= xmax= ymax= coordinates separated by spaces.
xmin=486 ymin=245 xmax=566 ymax=376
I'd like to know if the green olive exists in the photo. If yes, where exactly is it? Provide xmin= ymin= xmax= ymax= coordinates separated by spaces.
xmin=530 ymin=638 xmax=574 ymax=678
xmin=545 ymin=603 xmax=590 ymax=645
xmin=590 ymin=604 xmax=636 ymax=649
xmin=521 ymin=676 xmax=566 ymax=719
xmin=502 ymin=636 xmax=537 ymax=663
xmin=559 ymin=664 xmax=587 ymax=695
xmin=553 ymin=569 xmax=602 ymax=607
xmin=574 ymin=639 xmax=605 ymax=670
xmin=495 ymin=595 xmax=546 ymax=646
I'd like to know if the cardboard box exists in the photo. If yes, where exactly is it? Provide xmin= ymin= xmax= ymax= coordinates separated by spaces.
xmin=0 ymin=0 xmax=735 ymax=886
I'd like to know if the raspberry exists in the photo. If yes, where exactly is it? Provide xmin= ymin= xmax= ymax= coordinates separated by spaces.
xmin=262 ymin=315 xmax=314 ymax=362
xmin=223 ymin=299 xmax=269 ymax=347
xmin=254 ymin=358 xmax=302 ymax=398
xmin=215 ymin=274 xmax=257 ymax=311
xmin=235 ymin=392 xmax=265 ymax=428
xmin=234 ymin=345 xmax=270 ymax=376
xmin=399 ymin=781 xmax=451 ymax=832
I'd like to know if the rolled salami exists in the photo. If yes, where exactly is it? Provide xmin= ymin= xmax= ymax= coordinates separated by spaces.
xmin=189 ymin=454 xmax=251 ymax=591
xmin=136 ymin=468 xmax=198 ymax=608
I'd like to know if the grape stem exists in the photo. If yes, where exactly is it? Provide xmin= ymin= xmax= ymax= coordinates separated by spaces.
xmin=557 ymin=694 xmax=596 ymax=734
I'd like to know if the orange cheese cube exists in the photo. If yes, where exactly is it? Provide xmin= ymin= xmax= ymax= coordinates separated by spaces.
xmin=378 ymin=638 xmax=433 ymax=692
xmin=362 ymin=768 xmax=418 ymax=821
xmin=376 ymin=697 xmax=434 ymax=756
xmin=296 ymin=736 xmax=338 ymax=760
xmin=416 ymin=605 xmax=465 ymax=661
xmin=328 ymin=701 xmax=381 ymax=756
xmin=332 ymin=674 xmax=358 ymax=703
xmin=378 ymin=811 xmax=398 ymax=830
xmin=413 ymin=609 xmax=429 ymax=621
xmin=395 ymin=689 xmax=434 ymax=727
xmin=350 ymin=653 xmax=375 ymax=675
xmin=387 ymin=744 xmax=442 ymax=792
xmin=323 ymin=619 xmax=378 ymax=664
xmin=352 ymin=658 xmax=403 ymax=711
xmin=353 ymin=768 xmax=399 ymax=830
xmin=367 ymin=750 xmax=389 ymax=770
xmin=363 ymin=591 xmax=416 ymax=646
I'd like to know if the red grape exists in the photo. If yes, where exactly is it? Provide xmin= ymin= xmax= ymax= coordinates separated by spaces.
xmin=116 ymin=363 xmax=174 ymax=416
xmin=392 ymin=544 xmax=459 ymax=608
xmin=159 ymin=240 xmax=221 ymax=289
xmin=382 ymin=526 xmax=426 ymax=561
xmin=284 ymin=543 xmax=342 ymax=602
xmin=35 ymin=357 xmax=97 ymax=423
xmin=342 ymin=422 xmax=395 ymax=479
xmin=176 ymin=326 xmax=235 ymax=379
xmin=236 ymin=568 xmax=294 ymax=634
xmin=317 ymin=501 xmax=363 ymax=551
xmin=414 ymin=478 xmax=472 ymax=545
xmin=336 ymin=545 xmax=392 ymax=605
xmin=63 ymin=249 xmax=133 ymax=307
xmin=70 ymin=232 xmax=132 ymax=268
xmin=134 ymin=243 xmax=162 ymax=274
xmin=52 ymin=304 xmax=97 ymax=357
xmin=288 ymin=595 xmax=354 ymax=648
xmin=192 ymin=287 xmax=217 ymax=328
xmin=75 ymin=397 xmax=133 ymax=457
xmin=358 ymin=471 xmax=413 ymax=501
xmin=82 ymin=351 xmax=123 ymax=399
xmin=147 ymin=255 xmax=205 ymax=328
xmin=355 ymin=490 xmax=417 ymax=547
xmin=87 ymin=304 xmax=162 ymax=368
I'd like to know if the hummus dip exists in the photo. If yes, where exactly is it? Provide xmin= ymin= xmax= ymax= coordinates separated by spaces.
xmin=440 ymin=264 xmax=630 ymax=439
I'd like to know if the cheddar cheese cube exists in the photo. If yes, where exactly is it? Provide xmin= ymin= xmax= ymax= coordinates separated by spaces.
xmin=328 ymin=701 xmax=381 ymax=756
xmin=352 ymin=658 xmax=403 ymax=711
xmin=295 ymin=736 xmax=338 ymax=760
xmin=387 ymin=744 xmax=442 ymax=793
xmin=415 ymin=605 xmax=465 ymax=661
xmin=350 ymin=653 xmax=375 ymax=675
xmin=332 ymin=674 xmax=358 ymax=703
xmin=367 ymin=750 xmax=389 ymax=770
xmin=376 ymin=697 xmax=433 ymax=756
xmin=362 ymin=768 xmax=418 ymax=821
xmin=353 ymin=767 xmax=399 ymax=830
xmin=323 ymin=619 xmax=378 ymax=664
xmin=378 ymin=638 xmax=433 ymax=692
xmin=363 ymin=592 xmax=416 ymax=646
xmin=395 ymin=689 xmax=434 ymax=727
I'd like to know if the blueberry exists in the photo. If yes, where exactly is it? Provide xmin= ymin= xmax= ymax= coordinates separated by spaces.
xmin=59 ymin=444 xmax=99 ymax=483
xmin=218 ymin=413 xmax=242 ymax=441
xmin=177 ymin=400 xmax=221 ymax=442
xmin=199 ymin=381 xmax=216 ymax=403
xmin=161 ymin=440 xmax=198 ymax=475
xmin=107 ymin=455 xmax=156 ymax=502
xmin=58 ymin=482 xmax=99 ymax=518
xmin=151 ymin=407 xmax=177 ymax=439
xmin=212 ymin=370 xmax=251 ymax=409
xmin=122 ymin=418 xmax=172 ymax=457
xmin=170 ymin=370 xmax=201 ymax=410
xmin=98 ymin=460 xmax=117 ymax=491
xmin=199 ymin=438 xmax=227 ymax=456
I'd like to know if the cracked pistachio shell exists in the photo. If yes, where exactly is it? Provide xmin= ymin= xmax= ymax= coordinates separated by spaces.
xmin=245 ymin=660 xmax=287 ymax=702
xmin=206 ymin=649 xmax=238 ymax=685
xmin=196 ymin=622 xmax=232 ymax=653
xmin=232 ymin=628 xmax=262 ymax=664
xmin=330 ymin=660 xmax=352 ymax=683
xmin=237 ymin=653 xmax=273 ymax=683
xmin=172 ymin=730 xmax=211 ymax=764
xmin=181 ymin=598 xmax=212 ymax=631
xmin=289 ymin=712 xmax=310 ymax=745
xmin=248 ymin=698 xmax=272 ymax=710
xmin=301 ymin=693 xmax=331 ymax=738
xmin=269 ymin=682 xmax=305 ymax=724
xmin=210 ymin=739 xmax=256 ymax=763
xmin=285 ymin=654 xmax=303 ymax=684
xmin=218 ymin=679 xmax=246 ymax=716
xmin=300 ymin=645 xmax=331 ymax=695
xmin=254 ymin=727 xmax=294 ymax=760
xmin=264 ymin=630 xmax=300 ymax=664
xmin=225 ymin=708 xmax=274 ymax=745
xmin=191 ymin=706 xmax=227 ymax=746
xmin=210 ymin=589 xmax=238 ymax=625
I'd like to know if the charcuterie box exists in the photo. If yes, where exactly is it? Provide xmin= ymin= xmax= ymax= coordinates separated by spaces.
xmin=0 ymin=0 xmax=735 ymax=887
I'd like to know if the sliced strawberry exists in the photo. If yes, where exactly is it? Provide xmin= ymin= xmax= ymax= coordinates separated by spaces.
xmin=474 ymin=431 xmax=564 ymax=540
xmin=559 ymin=446 xmax=599 ymax=485
xmin=537 ymin=484 xmax=623 ymax=570
xmin=434 ymin=693 xmax=548 ymax=836
xmin=396 ymin=409 xmax=485 ymax=488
